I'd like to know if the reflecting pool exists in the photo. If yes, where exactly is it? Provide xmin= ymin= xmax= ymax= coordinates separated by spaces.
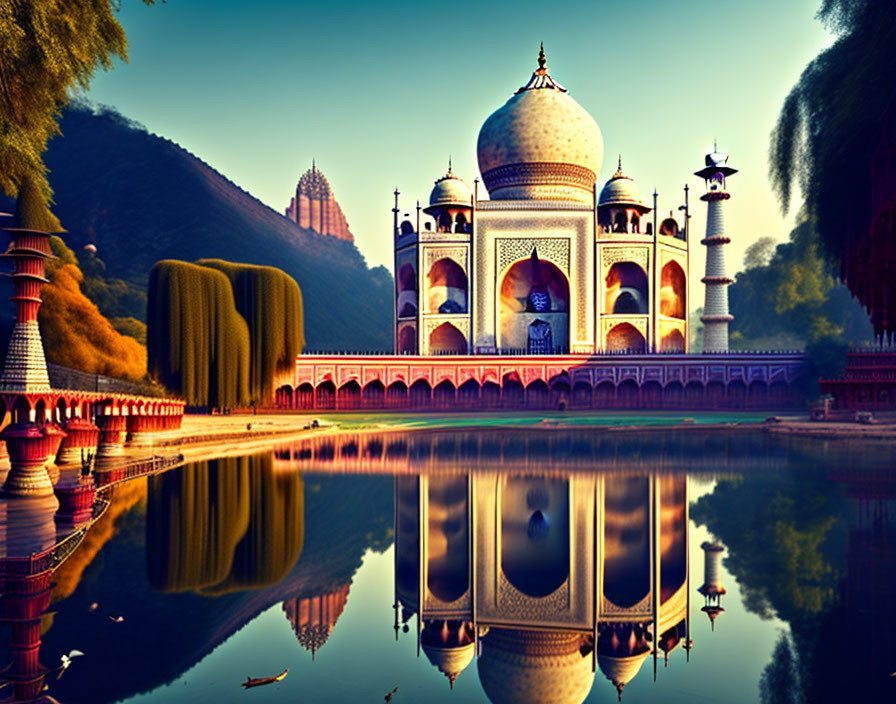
xmin=0 ymin=427 xmax=894 ymax=703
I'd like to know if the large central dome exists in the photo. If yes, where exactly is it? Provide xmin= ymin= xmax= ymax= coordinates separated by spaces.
xmin=477 ymin=47 xmax=604 ymax=203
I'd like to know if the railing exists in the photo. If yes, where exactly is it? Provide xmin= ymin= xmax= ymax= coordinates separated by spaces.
xmin=94 ymin=453 xmax=185 ymax=489
xmin=47 ymin=363 xmax=163 ymax=397
xmin=0 ymin=497 xmax=112 ymax=577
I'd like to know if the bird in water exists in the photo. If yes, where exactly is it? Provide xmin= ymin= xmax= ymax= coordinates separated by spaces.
xmin=57 ymin=650 xmax=85 ymax=679
xmin=384 ymin=686 xmax=399 ymax=702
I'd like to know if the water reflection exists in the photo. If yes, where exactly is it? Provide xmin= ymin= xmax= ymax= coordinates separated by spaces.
xmin=394 ymin=472 xmax=692 ymax=701
xmin=0 ymin=430 xmax=892 ymax=703
xmin=146 ymin=454 xmax=304 ymax=594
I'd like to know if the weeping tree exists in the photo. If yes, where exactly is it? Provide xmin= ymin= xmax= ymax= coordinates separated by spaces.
xmin=203 ymin=453 xmax=304 ymax=595
xmin=146 ymin=453 xmax=304 ymax=595
xmin=197 ymin=259 xmax=304 ymax=403
xmin=146 ymin=457 xmax=251 ymax=593
xmin=770 ymin=0 xmax=896 ymax=333
xmin=147 ymin=260 xmax=250 ymax=408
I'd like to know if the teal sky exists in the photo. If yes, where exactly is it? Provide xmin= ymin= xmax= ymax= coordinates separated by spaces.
xmin=82 ymin=0 xmax=832 ymax=287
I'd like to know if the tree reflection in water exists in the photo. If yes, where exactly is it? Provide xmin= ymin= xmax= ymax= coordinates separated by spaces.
xmin=0 ymin=431 xmax=892 ymax=703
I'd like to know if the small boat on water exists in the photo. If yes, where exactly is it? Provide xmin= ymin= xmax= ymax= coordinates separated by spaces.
xmin=241 ymin=669 xmax=288 ymax=688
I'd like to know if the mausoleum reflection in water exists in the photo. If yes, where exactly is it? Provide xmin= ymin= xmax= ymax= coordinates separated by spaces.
xmin=0 ymin=428 xmax=893 ymax=703
xmin=393 ymin=472 xmax=699 ymax=702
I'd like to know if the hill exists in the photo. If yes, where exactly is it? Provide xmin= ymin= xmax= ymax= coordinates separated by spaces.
xmin=2 ymin=104 xmax=392 ymax=352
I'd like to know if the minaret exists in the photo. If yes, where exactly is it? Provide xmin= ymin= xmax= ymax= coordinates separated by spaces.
xmin=697 ymin=540 xmax=727 ymax=629
xmin=0 ymin=178 xmax=58 ymax=392
xmin=695 ymin=144 xmax=737 ymax=352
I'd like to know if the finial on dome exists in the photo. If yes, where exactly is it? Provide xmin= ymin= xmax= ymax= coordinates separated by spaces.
xmin=516 ymin=44 xmax=567 ymax=93
xmin=448 ymin=154 xmax=452 ymax=173
xmin=615 ymin=680 xmax=625 ymax=701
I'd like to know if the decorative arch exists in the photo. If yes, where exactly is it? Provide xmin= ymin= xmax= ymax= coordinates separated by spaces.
xmin=397 ymin=264 xmax=417 ymax=318
xmin=386 ymin=380 xmax=408 ymax=408
xmin=296 ymin=383 xmax=314 ymax=409
xmin=13 ymin=396 xmax=31 ymax=424
xmin=458 ymin=378 xmax=480 ymax=407
xmin=363 ymin=380 xmax=385 ymax=409
xmin=429 ymin=322 xmax=466 ymax=355
xmin=433 ymin=379 xmax=456 ymax=407
xmin=604 ymin=477 xmax=651 ymax=607
xmin=398 ymin=325 xmax=417 ymax=355
xmin=409 ymin=379 xmax=432 ymax=407
xmin=336 ymin=380 xmax=361 ymax=410
xmin=501 ymin=477 xmax=570 ymax=598
xmin=427 ymin=258 xmax=467 ymax=314
xmin=660 ymin=328 xmax=686 ymax=353
xmin=659 ymin=217 xmax=679 ymax=237
xmin=499 ymin=251 xmax=570 ymax=352
xmin=315 ymin=380 xmax=335 ymax=409
xmin=606 ymin=323 xmax=646 ymax=353
xmin=660 ymin=261 xmax=686 ymax=319
xmin=605 ymin=262 xmax=648 ymax=314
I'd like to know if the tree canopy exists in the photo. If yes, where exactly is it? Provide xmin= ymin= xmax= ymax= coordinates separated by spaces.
xmin=729 ymin=218 xmax=872 ymax=350
xmin=147 ymin=260 xmax=251 ymax=408
xmin=0 ymin=1 xmax=153 ymax=207
xmin=40 ymin=235 xmax=147 ymax=380
xmin=197 ymin=259 xmax=304 ymax=403
xmin=770 ymin=0 xmax=896 ymax=332
xmin=146 ymin=259 xmax=303 ymax=408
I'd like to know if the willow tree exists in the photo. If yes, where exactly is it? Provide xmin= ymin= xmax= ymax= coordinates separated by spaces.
xmin=147 ymin=260 xmax=250 ymax=408
xmin=203 ymin=453 xmax=304 ymax=595
xmin=197 ymin=259 xmax=304 ymax=403
xmin=0 ymin=1 xmax=154 ymax=206
xmin=146 ymin=457 xmax=251 ymax=593
xmin=146 ymin=453 xmax=304 ymax=595
xmin=770 ymin=0 xmax=896 ymax=333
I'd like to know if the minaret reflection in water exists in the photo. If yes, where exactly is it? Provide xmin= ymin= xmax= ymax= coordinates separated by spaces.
xmin=394 ymin=472 xmax=692 ymax=702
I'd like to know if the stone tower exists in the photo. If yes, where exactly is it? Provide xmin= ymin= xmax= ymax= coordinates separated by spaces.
xmin=696 ymin=145 xmax=737 ymax=353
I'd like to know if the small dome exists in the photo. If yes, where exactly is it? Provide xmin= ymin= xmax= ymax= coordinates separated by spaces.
xmin=429 ymin=169 xmax=472 ymax=208
xmin=477 ymin=46 xmax=603 ymax=203
xmin=597 ymin=652 xmax=650 ymax=701
xmin=598 ymin=158 xmax=648 ymax=210
xmin=477 ymin=629 xmax=594 ymax=704
xmin=423 ymin=642 xmax=475 ymax=688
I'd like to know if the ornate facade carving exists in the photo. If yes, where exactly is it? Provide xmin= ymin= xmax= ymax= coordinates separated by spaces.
xmin=423 ymin=246 xmax=468 ymax=273
xmin=496 ymin=237 xmax=570 ymax=276
xmin=600 ymin=246 xmax=649 ymax=270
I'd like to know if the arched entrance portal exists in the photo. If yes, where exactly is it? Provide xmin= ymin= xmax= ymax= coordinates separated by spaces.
xmin=499 ymin=249 xmax=569 ymax=353
xmin=660 ymin=261 xmax=686 ymax=319
xmin=429 ymin=322 xmax=466 ymax=355
xmin=606 ymin=323 xmax=646 ymax=353
xmin=660 ymin=328 xmax=685 ymax=353
xmin=427 ymin=258 xmax=467 ymax=314
xmin=605 ymin=262 xmax=648 ymax=314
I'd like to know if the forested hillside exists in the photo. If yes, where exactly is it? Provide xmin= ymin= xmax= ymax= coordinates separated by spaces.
xmin=1 ymin=104 xmax=392 ymax=352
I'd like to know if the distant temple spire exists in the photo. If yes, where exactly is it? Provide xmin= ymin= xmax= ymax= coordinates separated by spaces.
xmin=285 ymin=161 xmax=354 ymax=242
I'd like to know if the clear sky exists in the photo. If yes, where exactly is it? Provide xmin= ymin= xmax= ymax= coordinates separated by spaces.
xmin=81 ymin=0 xmax=832 ymax=294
